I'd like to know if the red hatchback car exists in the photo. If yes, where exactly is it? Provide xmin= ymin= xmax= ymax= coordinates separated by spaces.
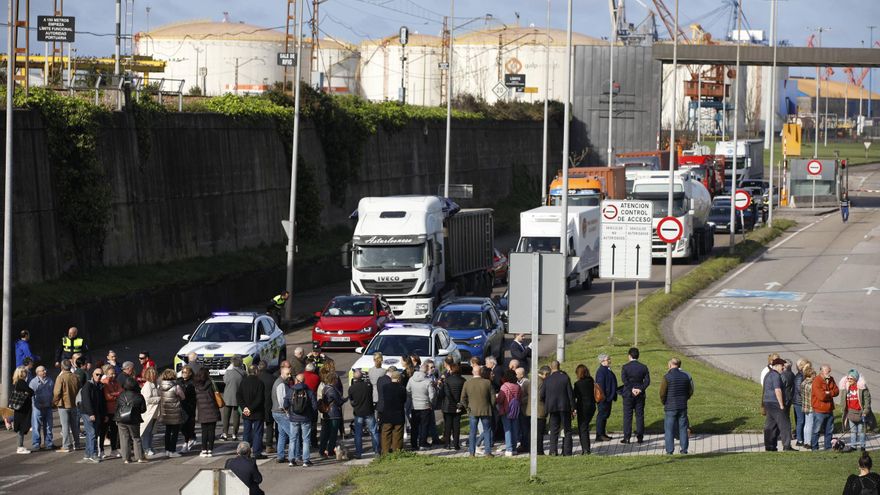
xmin=311 ymin=295 xmax=394 ymax=350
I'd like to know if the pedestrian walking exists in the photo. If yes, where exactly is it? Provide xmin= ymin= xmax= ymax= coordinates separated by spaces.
xmin=179 ymin=365 xmax=198 ymax=453
xmin=497 ymin=369 xmax=522 ymax=456
xmin=10 ymin=367 xmax=34 ymax=454
xmin=100 ymin=365 xmax=122 ymax=458
xmin=840 ymin=369 xmax=872 ymax=452
xmin=762 ymin=357 xmax=795 ymax=451
xmin=139 ymin=367 xmax=160 ymax=457
xmin=28 ymin=365 xmax=54 ymax=451
xmin=620 ymin=347 xmax=650 ymax=444
xmin=379 ymin=371 xmax=407 ymax=455
xmin=842 ymin=451 xmax=880 ymax=495
xmin=811 ymin=364 xmax=840 ymax=451
xmin=158 ymin=369 xmax=186 ymax=457
xmin=595 ymin=354 xmax=618 ymax=441
xmin=222 ymin=356 xmax=246 ymax=441
xmin=80 ymin=366 xmax=107 ymax=462
xmin=440 ymin=362 xmax=465 ymax=451
xmin=15 ymin=330 xmax=39 ymax=368
xmin=660 ymin=357 xmax=693 ymax=455
xmin=285 ymin=373 xmax=317 ymax=467
xmin=840 ymin=193 xmax=850 ymax=223
xmin=238 ymin=365 xmax=267 ymax=459
xmin=115 ymin=377 xmax=148 ymax=464
xmin=52 ymin=359 xmax=80 ymax=452
xmin=271 ymin=365 xmax=293 ymax=463
xmin=541 ymin=361 xmax=574 ymax=456
xmin=461 ymin=365 xmax=495 ymax=457
xmin=194 ymin=367 xmax=222 ymax=457
xmin=572 ymin=364 xmax=597 ymax=455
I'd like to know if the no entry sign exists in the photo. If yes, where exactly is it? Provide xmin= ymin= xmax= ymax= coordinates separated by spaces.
xmin=657 ymin=216 xmax=683 ymax=244
xmin=734 ymin=189 xmax=752 ymax=211
xmin=807 ymin=160 xmax=822 ymax=177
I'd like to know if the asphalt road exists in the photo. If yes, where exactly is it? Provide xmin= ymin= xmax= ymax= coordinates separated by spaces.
xmin=0 ymin=226 xmax=738 ymax=494
xmin=670 ymin=163 xmax=880 ymax=386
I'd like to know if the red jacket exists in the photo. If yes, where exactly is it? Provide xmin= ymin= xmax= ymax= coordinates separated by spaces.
xmin=303 ymin=371 xmax=320 ymax=392
xmin=811 ymin=375 xmax=840 ymax=414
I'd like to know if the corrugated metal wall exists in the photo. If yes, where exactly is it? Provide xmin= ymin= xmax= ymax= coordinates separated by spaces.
xmin=572 ymin=45 xmax=662 ymax=166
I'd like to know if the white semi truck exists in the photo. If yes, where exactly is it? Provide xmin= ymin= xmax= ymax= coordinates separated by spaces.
xmin=629 ymin=171 xmax=714 ymax=260
xmin=344 ymin=196 xmax=494 ymax=320
xmin=716 ymin=139 xmax=764 ymax=185
xmin=515 ymin=206 xmax=601 ymax=290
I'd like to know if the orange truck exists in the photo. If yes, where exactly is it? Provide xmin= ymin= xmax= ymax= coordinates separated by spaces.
xmin=547 ymin=166 xmax=626 ymax=206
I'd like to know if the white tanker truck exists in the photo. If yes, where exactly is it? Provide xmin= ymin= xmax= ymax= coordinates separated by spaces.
xmin=629 ymin=170 xmax=714 ymax=261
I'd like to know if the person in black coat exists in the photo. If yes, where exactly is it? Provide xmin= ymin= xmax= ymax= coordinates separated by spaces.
xmin=620 ymin=347 xmax=651 ymax=444
xmin=572 ymin=364 xmax=597 ymax=455
xmin=509 ymin=334 xmax=532 ymax=369
xmin=80 ymin=367 xmax=107 ymax=461
xmin=348 ymin=370 xmax=378 ymax=458
xmin=11 ymin=367 xmax=34 ymax=454
xmin=225 ymin=442 xmax=265 ymax=495
xmin=237 ymin=366 xmax=266 ymax=458
xmin=439 ymin=362 xmax=466 ymax=450
xmin=256 ymin=362 xmax=277 ymax=454
xmin=116 ymin=378 xmax=148 ymax=462
xmin=379 ymin=372 xmax=407 ymax=455
xmin=178 ymin=365 xmax=198 ymax=453
xmin=540 ymin=361 xmax=574 ymax=456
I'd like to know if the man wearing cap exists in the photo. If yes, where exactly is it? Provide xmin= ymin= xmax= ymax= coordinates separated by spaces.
xmin=763 ymin=358 xmax=796 ymax=451
xmin=306 ymin=344 xmax=326 ymax=371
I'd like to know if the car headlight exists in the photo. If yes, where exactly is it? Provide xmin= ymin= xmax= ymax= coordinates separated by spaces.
xmin=470 ymin=334 xmax=485 ymax=341
xmin=314 ymin=326 xmax=325 ymax=334
xmin=415 ymin=303 xmax=429 ymax=313
xmin=361 ymin=327 xmax=373 ymax=333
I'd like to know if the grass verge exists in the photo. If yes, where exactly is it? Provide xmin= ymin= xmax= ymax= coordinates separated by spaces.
xmin=557 ymin=218 xmax=796 ymax=434
xmin=13 ymin=226 xmax=352 ymax=319
xmin=337 ymin=451 xmax=856 ymax=495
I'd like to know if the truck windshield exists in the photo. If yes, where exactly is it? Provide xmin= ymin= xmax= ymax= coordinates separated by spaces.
xmin=353 ymin=244 xmax=425 ymax=271
xmin=365 ymin=334 xmax=430 ymax=356
xmin=191 ymin=322 xmax=253 ymax=342
xmin=516 ymin=237 xmax=561 ymax=253
xmin=433 ymin=310 xmax=483 ymax=330
xmin=548 ymin=195 xmax=600 ymax=207
xmin=630 ymin=193 xmax=688 ymax=218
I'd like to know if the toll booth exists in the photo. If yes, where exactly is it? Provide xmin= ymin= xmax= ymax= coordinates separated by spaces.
xmin=786 ymin=159 xmax=839 ymax=208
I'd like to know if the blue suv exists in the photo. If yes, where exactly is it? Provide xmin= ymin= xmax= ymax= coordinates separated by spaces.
xmin=431 ymin=298 xmax=505 ymax=362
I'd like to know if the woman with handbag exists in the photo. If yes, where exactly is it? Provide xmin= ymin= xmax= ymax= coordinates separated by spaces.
xmin=158 ymin=369 xmax=186 ymax=457
xmin=140 ymin=367 xmax=160 ymax=457
xmin=116 ymin=377 xmax=147 ymax=463
xmin=572 ymin=364 xmax=598 ymax=455
xmin=10 ymin=366 xmax=34 ymax=454
xmin=194 ymin=367 xmax=222 ymax=457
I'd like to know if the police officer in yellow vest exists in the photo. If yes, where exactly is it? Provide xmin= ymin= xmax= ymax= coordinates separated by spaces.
xmin=267 ymin=290 xmax=289 ymax=324
xmin=55 ymin=326 xmax=89 ymax=368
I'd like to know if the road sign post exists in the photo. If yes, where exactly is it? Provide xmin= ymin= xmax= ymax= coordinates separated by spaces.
xmin=600 ymin=200 xmax=653 ymax=344
xmin=735 ymin=189 xmax=752 ymax=242
xmin=806 ymin=159 xmax=822 ymax=210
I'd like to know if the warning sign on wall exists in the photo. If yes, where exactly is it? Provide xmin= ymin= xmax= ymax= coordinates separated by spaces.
xmin=783 ymin=123 xmax=801 ymax=157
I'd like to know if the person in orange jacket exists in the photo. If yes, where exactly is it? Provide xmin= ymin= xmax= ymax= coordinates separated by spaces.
xmin=810 ymin=364 xmax=840 ymax=451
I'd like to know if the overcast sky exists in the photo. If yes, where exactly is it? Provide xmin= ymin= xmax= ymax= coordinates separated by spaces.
xmin=3 ymin=0 xmax=879 ymax=80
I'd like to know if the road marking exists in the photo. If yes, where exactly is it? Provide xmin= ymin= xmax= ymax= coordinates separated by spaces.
xmin=696 ymin=299 xmax=803 ymax=312
xmin=764 ymin=281 xmax=782 ymax=290
xmin=866 ymin=287 xmax=879 ymax=296
xmin=0 ymin=472 xmax=48 ymax=494
xmin=716 ymin=289 xmax=805 ymax=301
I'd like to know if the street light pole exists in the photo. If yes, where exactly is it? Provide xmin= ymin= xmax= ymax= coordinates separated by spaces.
xmin=114 ymin=0 xmax=121 ymax=76
xmin=665 ymin=0 xmax=678 ymax=292
xmin=606 ymin=21 xmax=615 ymax=166
xmin=869 ymin=26 xmax=876 ymax=118
xmin=729 ymin=0 xmax=742 ymax=254
xmin=1 ymin=0 xmax=16 ymax=409
xmin=443 ymin=0 xmax=455 ymax=198
xmin=767 ymin=0 xmax=778 ymax=226
xmin=558 ymin=0 xmax=573 ymax=361
xmin=284 ymin=0 xmax=305 ymax=321
xmin=541 ymin=0 xmax=551 ymax=205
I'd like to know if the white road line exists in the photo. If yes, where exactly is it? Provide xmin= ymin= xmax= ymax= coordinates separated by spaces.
xmin=0 ymin=471 xmax=48 ymax=494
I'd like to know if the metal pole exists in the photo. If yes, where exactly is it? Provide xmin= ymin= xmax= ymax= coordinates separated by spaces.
xmin=558 ymin=0 xmax=573 ymax=362
xmin=811 ymin=178 xmax=815 ymax=210
xmin=634 ymin=280 xmax=639 ymax=346
xmin=869 ymin=26 xmax=876 ymax=118
xmin=823 ymin=85 xmax=828 ymax=148
xmin=44 ymin=41 xmax=49 ymax=86
xmin=67 ymin=43 xmax=72 ymax=88
xmin=443 ymin=0 xmax=454 ymax=198
xmin=114 ymin=0 xmax=121 ymax=76
xmin=697 ymin=72 xmax=701 ymax=143
xmin=609 ymin=280 xmax=615 ymax=341
xmin=1 ymin=0 xmax=15 ymax=409
xmin=284 ymin=0 xmax=305 ymax=321
xmin=767 ymin=0 xmax=777 ymax=226
xmin=541 ymin=0 xmax=551 ymax=204
xmin=606 ymin=22 xmax=615 ymax=165
xmin=529 ymin=253 xmax=539 ymax=478
xmin=814 ymin=66 xmax=819 ymax=158
xmin=729 ymin=1 xmax=742 ymax=254
xmin=400 ymin=43 xmax=406 ymax=104
xmin=664 ymin=0 xmax=678 ymax=293
xmin=234 ymin=57 xmax=239 ymax=95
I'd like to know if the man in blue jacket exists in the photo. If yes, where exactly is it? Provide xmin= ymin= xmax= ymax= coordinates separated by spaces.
xmin=620 ymin=347 xmax=650 ymax=444
xmin=285 ymin=373 xmax=318 ymax=467
xmin=15 ymin=330 xmax=39 ymax=367
xmin=595 ymin=353 xmax=618 ymax=441
xmin=225 ymin=442 xmax=265 ymax=495
xmin=660 ymin=357 xmax=694 ymax=455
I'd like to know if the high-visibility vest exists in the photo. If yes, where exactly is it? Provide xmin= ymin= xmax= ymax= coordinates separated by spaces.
xmin=272 ymin=294 xmax=286 ymax=309
xmin=62 ymin=336 xmax=84 ymax=354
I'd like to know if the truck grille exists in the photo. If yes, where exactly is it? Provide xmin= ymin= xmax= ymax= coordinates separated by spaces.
xmin=199 ymin=356 xmax=232 ymax=371
xmin=361 ymin=279 xmax=417 ymax=295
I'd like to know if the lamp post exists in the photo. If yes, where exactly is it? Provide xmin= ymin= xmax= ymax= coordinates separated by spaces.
xmin=284 ymin=0 xmax=305 ymax=321
xmin=729 ymin=0 xmax=743 ymax=254
xmin=443 ymin=0 xmax=455 ymax=198
xmin=1 ymin=0 xmax=16 ymax=409
xmin=541 ymin=0 xmax=551 ymax=205
xmin=767 ymin=0 xmax=778 ymax=226
xmin=869 ymin=26 xmax=876 ymax=118
xmin=665 ymin=0 xmax=679 ymax=291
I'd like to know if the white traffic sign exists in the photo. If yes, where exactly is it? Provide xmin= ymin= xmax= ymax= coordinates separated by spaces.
xmin=657 ymin=216 xmax=683 ymax=244
xmin=600 ymin=200 xmax=653 ymax=280
xmin=492 ymin=81 xmax=508 ymax=99
xmin=806 ymin=159 xmax=823 ymax=178
xmin=734 ymin=189 xmax=752 ymax=211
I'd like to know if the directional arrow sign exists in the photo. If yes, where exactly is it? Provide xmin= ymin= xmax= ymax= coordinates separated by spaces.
xmin=764 ymin=281 xmax=782 ymax=290
xmin=600 ymin=200 xmax=653 ymax=280
xmin=866 ymin=287 xmax=879 ymax=296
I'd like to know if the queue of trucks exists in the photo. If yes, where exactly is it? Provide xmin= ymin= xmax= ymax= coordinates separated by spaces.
xmin=342 ymin=140 xmax=760 ymax=320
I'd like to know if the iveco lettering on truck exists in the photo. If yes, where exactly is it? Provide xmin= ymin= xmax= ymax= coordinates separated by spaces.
xmin=344 ymin=196 xmax=494 ymax=320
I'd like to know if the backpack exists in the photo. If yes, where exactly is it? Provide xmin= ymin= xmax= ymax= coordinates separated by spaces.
xmin=858 ymin=477 xmax=878 ymax=495
xmin=506 ymin=395 xmax=521 ymax=420
xmin=290 ymin=388 xmax=310 ymax=415
xmin=115 ymin=393 xmax=133 ymax=422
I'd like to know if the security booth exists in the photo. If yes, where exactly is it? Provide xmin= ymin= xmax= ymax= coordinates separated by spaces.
xmin=786 ymin=159 xmax=839 ymax=208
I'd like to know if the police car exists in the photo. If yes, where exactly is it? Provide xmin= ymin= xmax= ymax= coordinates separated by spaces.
xmin=348 ymin=323 xmax=460 ymax=380
xmin=174 ymin=312 xmax=286 ymax=381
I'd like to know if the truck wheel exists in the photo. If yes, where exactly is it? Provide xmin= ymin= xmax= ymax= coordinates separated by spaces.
xmin=689 ymin=239 xmax=700 ymax=264
xmin=581 ymin=270 xmax=593 ymax=291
